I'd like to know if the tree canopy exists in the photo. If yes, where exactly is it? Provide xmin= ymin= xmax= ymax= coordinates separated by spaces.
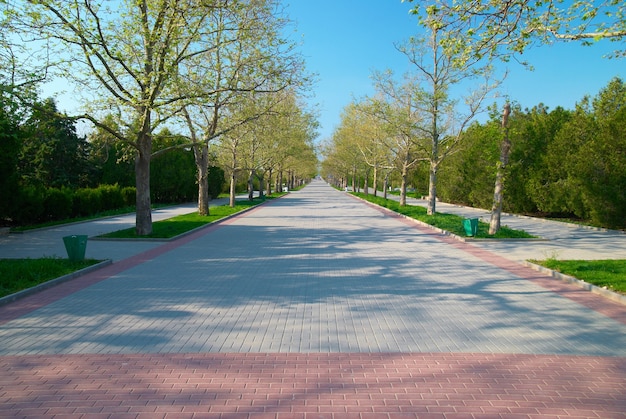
xmin=404 ymin=0 xmax=626 ymax=61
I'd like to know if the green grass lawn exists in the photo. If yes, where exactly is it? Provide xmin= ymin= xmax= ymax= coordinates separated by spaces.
xmin=353 ymin=193 xmax=535 ymax=239
xmin=0 ymin=258 xmax=102 ymax=298
xmin=531 ymin=259 xmax=626 ymax=294
xmin=98 ymin=198 xmax=268 ymax=239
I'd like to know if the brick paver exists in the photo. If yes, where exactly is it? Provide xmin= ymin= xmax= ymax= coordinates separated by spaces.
xmin=1 ymin=353 xmax=624 ymax=418
xmin=0 ymin=180 xmax=625 ymax=418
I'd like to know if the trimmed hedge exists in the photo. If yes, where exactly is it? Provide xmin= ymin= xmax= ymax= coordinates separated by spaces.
xmin=10 ymin=184 xmax=136 ymax=226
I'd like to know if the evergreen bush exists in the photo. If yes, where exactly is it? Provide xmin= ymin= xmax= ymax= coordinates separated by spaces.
xmin=99 ymin=184 xmax=125 ymax=210
xmin=43 ymin=187 xmax=72 ymax=220
xmin=73 ymin=188 xmax=102 ymax=216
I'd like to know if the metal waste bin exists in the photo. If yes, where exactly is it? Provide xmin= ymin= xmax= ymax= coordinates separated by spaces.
xmin=63 ymin=235 xmax=88 ymax=261
xmin=463 ymin=218 xmax=479 ymax=237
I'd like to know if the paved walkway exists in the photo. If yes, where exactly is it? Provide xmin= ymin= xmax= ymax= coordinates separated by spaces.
xmin=0 ymin=181 xmax=625 ymax=418
xmin=382 ymin=192 xmax=626 ymax=263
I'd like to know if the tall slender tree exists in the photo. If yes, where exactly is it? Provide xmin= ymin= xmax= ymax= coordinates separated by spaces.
xmin=393 ymin=15 xmax=500 ymax=214
xmin=488 ymin=102 xmax=511 ymax=234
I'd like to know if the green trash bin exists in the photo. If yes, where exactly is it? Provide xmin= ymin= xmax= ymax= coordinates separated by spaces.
xmin=63 ymin=235 xmax=88 ymax=261
xmin=463 ymin=218 xmax=479 ymax=237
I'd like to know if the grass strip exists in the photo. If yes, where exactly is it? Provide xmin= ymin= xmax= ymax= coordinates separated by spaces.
xmin=0 ymin=258 xmax=101 ymax=298
xmin=530 ymin=259 xmax=626 ymax=294
xmin=98 ymin=198 xmax=269 ymax=239
xmin=353 ymin=192 xmax=535 ymax=239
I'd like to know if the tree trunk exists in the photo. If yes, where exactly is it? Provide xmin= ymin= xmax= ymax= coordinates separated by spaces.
xmin=258 ymin=172 xmax=265 ymax=199
xmin=363 ymin=169 xmax=369 ymax=196
xmin=194 ymin=143 xmax=210 ymax=216
xmin=229 ymin=170 xmax=237 ymax=207
xmin=267 ymin=169 xmax=273 ymax=195
xmin=489 ymin=103 xmax=512 ymax=235
xmin=373 ymin=165 xmax=378 ymax=197
xmin=489 ymin=169 xmax=505 ymax=234
xmin=135 ymin=143 xmax=152 ymax=235
xmin=383 ymin=173 xmax=389 ymax=200
xmin=400 ymin=163 xmax=408 ymax=206
xmin=248 ymin=169 xmax=255 ymax=200
xmin=427 ymin=163 xmax=437 ymax=215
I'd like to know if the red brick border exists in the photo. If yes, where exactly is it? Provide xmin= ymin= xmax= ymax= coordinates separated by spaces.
xmin=1 ymin=352 xmax=624 ymax=418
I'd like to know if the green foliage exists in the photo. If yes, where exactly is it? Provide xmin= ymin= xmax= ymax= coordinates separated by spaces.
xmin=18 ymin=98 xmax=90 ymax=189
xmin=208 ymin=166 xmax=226 ymax=199
xmin=72 ymin=188 xmax=102 ymax=217
xmin=406 ymin=0 xmax=625 ymax=61
xmin=99 ymin=184 xmax=125 ymax=211
xmin=434 ymin=77 xmax=626 ymax=230
xmin=437 ymin=119 xmax=500 ymax=208
xmin=12 ymin=186 xmax=45 ymax=225
xmin=8 ymin=184 xmax=137 ymax=227
xmin=0 ymin=94 xmax=21 ymax=220
xmin=43 ymin=187 xmax=73 ymax=221
xmin=151 ymin=148 xmax=196 ymax=203
xmin=122 ymin=187 xmax=136 ymax=206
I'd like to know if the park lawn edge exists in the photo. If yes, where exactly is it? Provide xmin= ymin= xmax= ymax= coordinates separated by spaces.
xmin=96 ymin=196 xmax=278 ymax=240
xmin=0 ymin=259 xmax=110 ymax=301
xmin=524 ymin=259 xmax=626 ymax=305
xmin=351 ymin=192 xmax=536 ymax=240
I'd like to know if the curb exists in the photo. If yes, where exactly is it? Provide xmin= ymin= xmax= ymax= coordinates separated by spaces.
xmin=524 ymin=261 xmax=626 ymax=306
xmin=90 ymin=198 xmax=277 ymax=242
xmin=0 ymin=259 xmax=113 ymax=307
xmin=352 ymin=194 xmax=546 ymax=242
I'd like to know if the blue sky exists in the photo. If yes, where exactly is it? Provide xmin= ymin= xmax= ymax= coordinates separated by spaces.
xmin=284 ymin=0 xmax=625 ymax=142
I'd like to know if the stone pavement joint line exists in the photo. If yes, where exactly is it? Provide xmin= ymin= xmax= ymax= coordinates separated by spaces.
xmin=1 ymin=353 xmax=625 ymax=418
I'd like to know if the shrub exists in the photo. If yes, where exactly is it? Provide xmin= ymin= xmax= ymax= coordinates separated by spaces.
xmin=72 ymin=188 xmax=102 ymax=217
xmin=208 ymin=166 xmax=225 ymax=199
xmin=12 ymin=186 xmax=45 ymax=225
xmin=99 ymin=184 xmax=125 ymax=210
xmin=43 ymin=187 xmax=73 ymax=220
xmin=121 ymin=187 xmax=136 ymax=206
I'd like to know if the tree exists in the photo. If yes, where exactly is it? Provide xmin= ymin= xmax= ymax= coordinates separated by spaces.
xmin=0 ymin=93 xmax=22 ymax=220
xmin=18 ymin=98 xmax=89 ymax=188
xmin=391 ymin=15 xmax=501 ymax=215
xmin=547 ymin=77 xmax=626 ymax=228
xmin=151 ymin=129 xmax=196 ymax=203
xmin=355 ymin=93 xmax=423 ymax=205
xmin=88 ymin=115 xmax=135 ymax=187
xmin=172 ymin=0 xmax=304 ymax=215
xmin=405 ymin=0 xmax=626 ymax=60
xmin=12 ymin=1 xmax=257 ymax=235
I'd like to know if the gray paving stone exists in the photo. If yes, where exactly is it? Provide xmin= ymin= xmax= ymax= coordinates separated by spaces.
xmin=0 ymin=181 xmax=624 ymax=357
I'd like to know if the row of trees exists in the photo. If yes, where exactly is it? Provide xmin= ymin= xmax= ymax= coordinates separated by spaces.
xmin=0 ymin=87 xmax=317 ymax=226
xmin=1 ymin=0 xmax=317 ymax=234
xmin=322 ymin=0 xmax=624 ymax=230
xmin=322 ymin=78 xmax=625 ymax=229
xmin=432 ymin=78 xmax=625 ymax=229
